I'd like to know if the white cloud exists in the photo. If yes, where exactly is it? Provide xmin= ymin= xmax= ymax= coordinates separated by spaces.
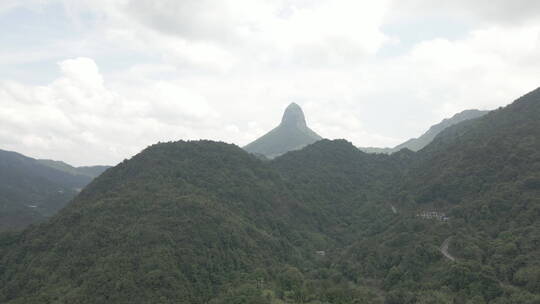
xmin=0 ymin=0 xmax=55 ymax=14
xmin=58 ymin=58 xmax=104 ymax=90
xmin=391 ymin=0 xmax=540 ymax=25
xmin=1 ymin=1 xmax=540 ymax=163
xmin=78 ymin=0 xmax=391 ymax=69
xmin=398 ymin=24 xmax=540 ymax=116
xmin=0 ymin=57 xmax=228 ymax=165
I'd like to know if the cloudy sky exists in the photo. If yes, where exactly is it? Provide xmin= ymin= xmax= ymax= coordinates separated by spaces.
xmin=1 ymin=0 xmax=539 ymax=166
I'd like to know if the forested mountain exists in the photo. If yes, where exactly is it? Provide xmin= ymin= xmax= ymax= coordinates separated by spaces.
xmin=0 ymin=141 xmax=323 ymax=303
xmin=0 ymin=150 xmax=110 ymax=230
xmin=361 ymin=109 xmax=488 ymax=154
xmin=244 ymin=103 xmax=323 ymax=158
xmin=336 ymin=88 xmax=540 ymax=303
xmin=0 ymin=88 xmax=538 ymax=303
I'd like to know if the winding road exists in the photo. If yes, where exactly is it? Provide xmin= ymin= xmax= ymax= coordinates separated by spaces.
xmin=440 ymin=237 xmax=456 ymax=261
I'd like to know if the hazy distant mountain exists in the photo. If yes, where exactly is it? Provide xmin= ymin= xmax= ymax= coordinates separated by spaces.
xmin=37 ymin=159 xmax=110 ymax=178
xmin=361 ymin=109 xmax=489 ymax=153
xmin=0 ymin=149 xmax=109 ymax=230
xmin=243 ymin=103 xmax=323 ymax=158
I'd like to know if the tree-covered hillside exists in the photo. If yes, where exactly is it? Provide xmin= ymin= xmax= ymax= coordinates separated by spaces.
xmin=0 ymin=150 xmax=105 ymax=230
xmin=0 ymin=141 xmax=327 ymax=303
xmin=271 ymin=139 xmax=412 ymax=244
xmin=0 ymin=87 xmax=539 ymax=303
xmin=332 ymin=88 xmax=540 ymax=303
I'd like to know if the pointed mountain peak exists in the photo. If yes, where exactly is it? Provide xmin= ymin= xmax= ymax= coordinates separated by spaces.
xmin=281 ymin=102 xmax=307 ymax=128
xmin=243 ymin=102 xmax=322 ymax=158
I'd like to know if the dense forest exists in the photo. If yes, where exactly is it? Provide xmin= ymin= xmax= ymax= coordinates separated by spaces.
xmin=0 ymin=87 xmax=539 ymax=303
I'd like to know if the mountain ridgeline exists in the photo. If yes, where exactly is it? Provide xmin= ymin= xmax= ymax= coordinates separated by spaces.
xmin=243 ymin=103 xmax=323 ymax=158
xmin=36 ymin=159 xmax=109 ymax=179
xmin=361 ymin=109 xmax=489 ymax=154
xmin=1 ymin=88 xmax=539 ymax=303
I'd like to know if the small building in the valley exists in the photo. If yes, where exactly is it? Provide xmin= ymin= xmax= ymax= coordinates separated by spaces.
xmin=417 ymin=211 xmax=449 ymax=222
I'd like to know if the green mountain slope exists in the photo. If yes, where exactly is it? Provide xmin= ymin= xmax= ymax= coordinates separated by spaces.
xmin=271 ymin=139 xmax=412 ymax=243
xmin=0 ymin=201 xmax=44 ymax=231
xmin=0 ymin=150 xmax=109 ymax=230
xmin=244 ymin=103 xmax=323 ymax=158
xmin=342 ymin=88 xmax=540 ymax=303
xmin=0 ymin=141 xmax=324 ymax=303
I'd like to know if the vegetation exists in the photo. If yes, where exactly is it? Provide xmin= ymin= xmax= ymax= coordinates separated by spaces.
xmin=0 ymin=150 xmax=106 ymax=230
xmin=0 ymin=88 xmax=539 ymax=303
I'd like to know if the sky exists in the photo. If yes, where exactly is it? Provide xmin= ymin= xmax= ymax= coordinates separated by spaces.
xmin=1 ymin=0 xmax=539 ymax=166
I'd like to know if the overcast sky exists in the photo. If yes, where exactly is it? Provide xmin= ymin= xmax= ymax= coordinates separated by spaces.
xmin=1 ymin=0 xmax=539 ymax=166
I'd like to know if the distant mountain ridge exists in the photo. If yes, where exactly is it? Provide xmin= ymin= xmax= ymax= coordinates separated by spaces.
xmin=37 ymin=159 xmax=110 ymax=179
xmin=0 ymin=149 xmax=110 ymax=230
xmin=361 ymin=109 xmax=489 ymax=153
xmin=243 ymin=103 xmax=323 ymax=158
